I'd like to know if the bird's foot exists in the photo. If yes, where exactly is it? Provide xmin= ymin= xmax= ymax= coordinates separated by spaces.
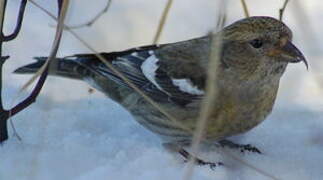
xmin=218 ymin=139 xmax=261 ymax=154
xmin=178 ymin=148 xmax=223 ymax=170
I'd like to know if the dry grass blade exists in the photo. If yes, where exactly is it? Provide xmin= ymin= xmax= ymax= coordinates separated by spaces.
xmin=279 ymin=0 xmax=290 ymax=21
xmin=240 ymin=0 xmax=250 ymax=17
xmin=221 ymin=150 xmax=281 ymax=180
xmin=183 ymin=35 xmax=223 ymax=180
xmin=28 ymin=0 xmax=191 ymax=133
xmin=182 ymin=1 xmax=226 ymax=179
xmin=290 ymin=0 xmax=323 ymax=89
xmin=153 ymin=0 xmax=173 ymax=44
xmin=0 ymin=0 xmax=5 ymax=31
xmin=215 ymin=14 xmax=227 ymax=30
xmin=68 ymin=0 xmax=112 ymax=29
xmin=291 ymin=0 xmax=317 ymax=45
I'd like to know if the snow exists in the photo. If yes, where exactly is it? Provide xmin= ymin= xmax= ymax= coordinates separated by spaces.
xmin=1 ymin=0 xmax=323 ymax=179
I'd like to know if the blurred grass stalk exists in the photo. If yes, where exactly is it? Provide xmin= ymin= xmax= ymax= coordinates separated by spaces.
xmin=290 ymin=1 xmax=323 ymax=101
xmin=183 ymin=1 xmax=227 ymax=179
xmin=68 ymin=0 xmax=112 ymax=29
xmin=240 ymin=0 xmax=250 ymax=17
xmin=153 ymin=0 xmax=173 ymax=44
xmin=279 ymin=0 xmax=289 ymax=20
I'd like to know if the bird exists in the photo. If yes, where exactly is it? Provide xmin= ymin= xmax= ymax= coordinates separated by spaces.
xmin=14 ymin=16 xmax=307 ymax=168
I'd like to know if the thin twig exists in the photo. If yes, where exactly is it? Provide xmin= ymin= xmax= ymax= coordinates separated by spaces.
xmin=0 ymin=0 xmax=7 ymax=110
xmin=0 ymin=0 xmax=10 ymax=142
xmin=0 ymin=56 xmax=9 ymax=142
xmin=290 ymin=0 xmax=323 ymax=87
xmin=10 ymin=0 xmax=68 ymax=116
xmin=0 ymin=57 xmax=8 ymax=110
xmin=67 ymin=0 xmax=112 ymax=29
xmin=3 ymin=0 xmax=27 ymax=41
xmin=182 ymin=6 xmax=225 ymax=179
xmin=153 ymin=0 xmax=173 ymax=44
xmin=240 ymin=0 xmax=250 ymax=17
xmin=26 ymin=0 xmax=191 ymax=133
xmin=279 ymin=0 xmax=290 ymax=21
xmin=289 ymin=0 xmax=317 ymax=59
xmin=183 ymin=2 xmax=227 ymax=179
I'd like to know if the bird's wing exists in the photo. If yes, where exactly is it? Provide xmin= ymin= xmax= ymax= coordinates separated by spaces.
xmin=68 ymin=44 xmax=206 ymax=106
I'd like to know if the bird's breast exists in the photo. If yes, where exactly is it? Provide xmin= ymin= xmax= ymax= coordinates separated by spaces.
xmin=204 ymin=80 xmax=280 ymax=140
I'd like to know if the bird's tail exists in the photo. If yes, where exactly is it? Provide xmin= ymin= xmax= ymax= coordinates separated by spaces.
xmin=14 ymin=57 xmax=86 ymax=80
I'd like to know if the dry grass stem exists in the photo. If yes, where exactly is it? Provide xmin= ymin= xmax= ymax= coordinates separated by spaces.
xmin=222 ymin=150 xmax=281 ymax=180
xmin=0 ymin=1 xmax=5 ymax=33
xmin=215 ymin=14 xmax=227 ymax=30
xmin=291 ymin=0 xmax=316 ymax=45
xmin=28 ymin=0 xmax=191 ymax=133
xmin=240 ymin=0 xmax=250 ymax=17
xmin=290 ymin=1 xmax=323 ymax=92
xmin=183 ymin=34 xmax=223 ymax=180
xmin=68 ymin=0 xmax=112 ymax=29
xmin=153 ymin=0 xmax=173 ymax=44
xmin=182 ymin=1 xmax=226 ymax=179
xmin=279 ymin=0 xmax=290 ymax=20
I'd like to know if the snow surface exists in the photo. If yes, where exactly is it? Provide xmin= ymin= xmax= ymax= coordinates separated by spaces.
xmin=1 ymin=0 xmax=323 ymax=179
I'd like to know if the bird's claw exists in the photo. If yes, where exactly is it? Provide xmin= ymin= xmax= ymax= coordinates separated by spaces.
xmin=238 ymin=144 xmax=261 ymax=154
xmin=218 ymin=139 xmax=262 ymax=154
xmin=196 ymin=159 xmax=223 ymax=170
xmin=179 ymin=148 xmax=223 ymax=170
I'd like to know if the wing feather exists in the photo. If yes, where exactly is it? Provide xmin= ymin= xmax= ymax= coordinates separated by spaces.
xmin=68 ymin=44 xmax=206 ymax=106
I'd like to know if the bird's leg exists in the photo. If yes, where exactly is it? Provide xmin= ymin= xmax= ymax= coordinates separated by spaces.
xmin=218 ymin=139 xmax=261 ymax=154
xmin=163 ymin=142 xmax=223 ymax=170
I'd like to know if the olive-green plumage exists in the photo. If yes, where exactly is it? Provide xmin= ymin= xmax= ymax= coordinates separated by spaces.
xmin=14 ymin=16 xmax=306 ymax=164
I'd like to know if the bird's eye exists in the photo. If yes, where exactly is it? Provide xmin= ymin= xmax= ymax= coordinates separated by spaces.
xmin=249 ymin=39 xmax=263 ymax=48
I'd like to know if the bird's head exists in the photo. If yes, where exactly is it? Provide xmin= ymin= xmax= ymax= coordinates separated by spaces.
xmin=219 ymin=16 xmax=307 ymax=79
